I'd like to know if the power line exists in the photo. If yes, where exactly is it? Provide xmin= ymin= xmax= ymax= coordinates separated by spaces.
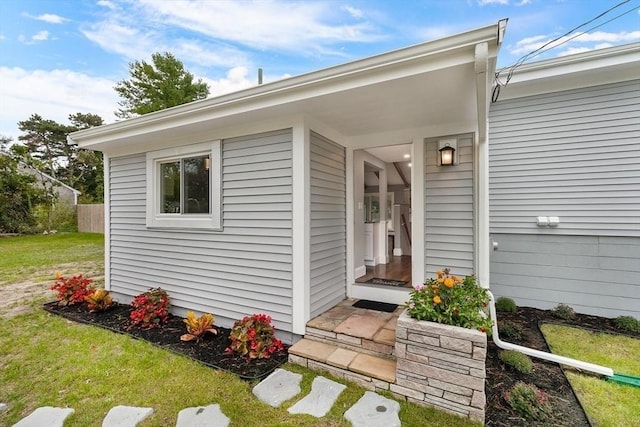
xmin=493 ymin=0 xmax=638 ymax=95
xmin=521 ymin=5 xmax=639 ymax=63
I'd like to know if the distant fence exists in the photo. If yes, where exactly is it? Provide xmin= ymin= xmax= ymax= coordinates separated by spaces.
xmin=77 ymin=204 xmax=104 ymax=233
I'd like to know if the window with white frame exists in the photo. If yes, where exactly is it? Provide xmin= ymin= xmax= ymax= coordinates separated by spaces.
xmin=146 ymin=141 xmax=221 ymax=230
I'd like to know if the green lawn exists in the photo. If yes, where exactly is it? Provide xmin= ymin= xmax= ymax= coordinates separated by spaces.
xmin=0 ymin=233 xmax=478 ymax=426
xmin=0 ymin=233 xmax=104 ymax=286
xmin=541 ymin=324 xmax=640 ymax=427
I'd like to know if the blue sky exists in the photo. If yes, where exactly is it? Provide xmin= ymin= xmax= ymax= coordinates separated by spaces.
xmin=1 ymin=0 xmax=639 ymax=141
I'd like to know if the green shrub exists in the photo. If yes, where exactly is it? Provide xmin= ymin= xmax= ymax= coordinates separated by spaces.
xmin=552 ymin=303 xmax=576 ymax=320
xmin=499 ymin=350 xmax=533 ymax=374
xmin=504 ymin=381 xmax=551 ymax=422
xmin=614 ymin=316 xmax=640 ymax=333
xmin=499 ymin=323 xmax=523 ymax=341
xmin=407 ymin=268 xmax=492 ymax=333
xmin=495 ymin=296 xmax=517 ymax=313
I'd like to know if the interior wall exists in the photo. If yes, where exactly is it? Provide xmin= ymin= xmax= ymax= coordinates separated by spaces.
xmin=353 ymin=150 xmax=388 ymax=278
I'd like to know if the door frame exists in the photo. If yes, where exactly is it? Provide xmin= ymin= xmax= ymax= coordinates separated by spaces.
xmin=346 ymin=138 xmax=425 ymax=304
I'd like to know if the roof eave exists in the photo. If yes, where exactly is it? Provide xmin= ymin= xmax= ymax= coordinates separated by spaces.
xmin=69 ymin=22 xmax=503 ymax=150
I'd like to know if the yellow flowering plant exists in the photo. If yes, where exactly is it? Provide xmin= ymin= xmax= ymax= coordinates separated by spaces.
xmin=407 ymin=268 xmax=492 ymax=333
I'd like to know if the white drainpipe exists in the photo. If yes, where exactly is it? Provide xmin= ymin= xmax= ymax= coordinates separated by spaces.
xmin=488 ymin=291 xmax=614 ymax=378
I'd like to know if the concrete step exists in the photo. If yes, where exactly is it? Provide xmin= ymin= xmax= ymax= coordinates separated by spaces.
xmin=288 ymin=338 xmax=396 ymax=389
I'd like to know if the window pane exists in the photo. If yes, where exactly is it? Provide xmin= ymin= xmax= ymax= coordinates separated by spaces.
xmin=161 ymin=161 xmax=181 ymax=213
xmin=183 ymin=155 xmax=210 ymax=214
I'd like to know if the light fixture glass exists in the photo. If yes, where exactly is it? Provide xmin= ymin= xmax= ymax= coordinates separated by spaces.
xmin=403 ymin=153 xmax=411 ymax=159
xmin=439 ymin=145 xmax=455 ymax=166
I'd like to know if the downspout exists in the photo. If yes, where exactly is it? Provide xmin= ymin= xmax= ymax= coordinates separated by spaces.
xmin=474 ymin=42 xmax=491 ymax=288
xmin=488 ymin=291 xmax=613 ymax=377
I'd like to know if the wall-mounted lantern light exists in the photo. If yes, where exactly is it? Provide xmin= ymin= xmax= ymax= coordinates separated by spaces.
xmin=438 ymin=139 xmax=457 ymax=166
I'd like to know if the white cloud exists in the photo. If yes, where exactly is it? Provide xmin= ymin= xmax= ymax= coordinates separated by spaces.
xmin=97 ymin=0 xmax=118 ymax=10
xmin=557 ymin=43 xmax=613 ymax=57
xmin=570 ymin=30 xmax=640 ymax=43
xmin=82 ymin=20 xmax=250 ymax=68
xmin=202 ymin=66 xmax=292 ymax=98
xmin=414 ymin=26 xmax=457 ymax=41
xmin=136 ymin=0 xmax=383 ymax=55
xmin=18 ymin=31 xmax=52 ymax=44
xmin=510 ymin=30 xmax=640 ymax=56
xmin=81 ymin=21 xmax=159 ymax=60
xmin=0 ymin=67 xmax=118 ymax=141
xmin=203 ymin=66 xmax=253 ymax=97
xmin=477 ymin=0 xmax=509 ymax=5
xmin=343 ymin=5 xmax=364 ymax=19
xmin=34 ymin=13 xmax=68 ymax=24
xmin=32 ymin=30 xmax=50 ymax=41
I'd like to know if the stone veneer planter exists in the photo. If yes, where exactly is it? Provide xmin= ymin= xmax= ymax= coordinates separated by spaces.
xmin=393 ymin=309 xmax=487 ymax=423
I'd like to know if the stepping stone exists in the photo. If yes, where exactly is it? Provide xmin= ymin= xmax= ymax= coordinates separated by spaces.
xmin=253 ymin=368 xmax=302 ymax=407
xmin=102 ymin=405 xmax=153 ymax=427
xmin=288 ymin=376 xmax=346 ymax=417
xmin=13 ymin=406 xmax=74 ymax=427
xmin=175 ymin=404 xmax=229 ymax=427
xmin=344 ymin=391 xmax=401 ymax=427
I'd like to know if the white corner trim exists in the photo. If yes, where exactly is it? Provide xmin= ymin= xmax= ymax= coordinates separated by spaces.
xmin=145 ymin=140 xmax=221 ymax=230
xmin=291 ymin=123 xmax=310 ymax=335
xmin=103 ymin=155 xmax=111 ymax=291
xmin=345 ymin=147 xmax=356 ymax=293
xmin=411 ymin=136 xmax=426 ymax=287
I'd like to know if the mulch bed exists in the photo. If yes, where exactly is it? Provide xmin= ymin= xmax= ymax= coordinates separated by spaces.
xmin=485 ymin=307 xmax=639 ymax=426
xmin=44 ymin=301 xmax=638 ymax=425
xmin=43 ymin=301 xmax=289 ymax=381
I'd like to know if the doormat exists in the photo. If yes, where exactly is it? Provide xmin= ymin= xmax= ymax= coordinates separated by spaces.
xmin=366 ymin=277 xmax=407 ymax=287
xmin=352 ymin=299 xmax=399 ymax=313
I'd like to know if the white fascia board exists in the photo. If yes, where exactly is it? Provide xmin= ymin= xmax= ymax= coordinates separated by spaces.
xmin=497 ymin=42 xmax=640 ymax=100
xmin=68 ymin=23 xmax=501 ymax=153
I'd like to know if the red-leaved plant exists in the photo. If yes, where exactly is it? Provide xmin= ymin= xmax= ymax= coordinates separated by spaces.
xmin=130 ymin=288 xmax=170 ymax=329
xmin=50 ymin=272 xmax=94 ymax=305
xmin=226 ymin=313 xmax=284 ymax=359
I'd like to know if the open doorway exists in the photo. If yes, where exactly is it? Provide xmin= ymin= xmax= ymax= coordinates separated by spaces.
xmin=354 ymin=144 xmax=412 ymax=289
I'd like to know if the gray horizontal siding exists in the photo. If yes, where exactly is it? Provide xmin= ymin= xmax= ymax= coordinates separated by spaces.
xmin=490 ymin=234 xmax=640 ymax=319
xmin=310 ymin=132 xmax=346 ymax=317
xmin=489 ymin=80 xmax=640 ymax=237
xmin=108 ymin=129 xmax=294 ymax=332
xmin=425 ymin=135 xmax=475 ymax=277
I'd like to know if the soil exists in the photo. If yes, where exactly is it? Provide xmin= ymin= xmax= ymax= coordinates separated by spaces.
xmin=485 ymin=307 xmax=639 ymax=426
xmin=43 ymin=301 xmax=289 ymax=381
xmin=43 ymin=301 xmax=638 ymax=425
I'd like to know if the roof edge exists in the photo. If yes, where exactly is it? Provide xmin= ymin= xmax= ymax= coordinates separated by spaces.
xmin=70 ymin=22 xmax=503 ymax=147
